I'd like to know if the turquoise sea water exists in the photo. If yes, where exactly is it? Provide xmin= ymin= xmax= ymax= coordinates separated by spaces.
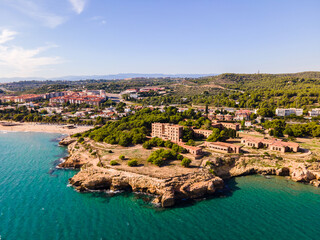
xmin=1 ymin=132 xmax=320 ymax=240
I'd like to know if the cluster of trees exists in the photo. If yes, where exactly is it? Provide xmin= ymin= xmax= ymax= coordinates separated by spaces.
xmin=262 ymin=119 xmax=320 ymax=138
xmin=122 ymin=72 xmax=320 ymax=111
xmin=284 ymin=122 xmax=320 ymax=138
xmin=178 ymin=116 xmax=212 ymax=129
xmin=147 ymin=149 xmax=184 ymax=167
xmin=142 ymin=137 xmax=187 ymax=153
xmin=0 ymin=105 xmax=97 ymax=125
xmin=83 ymin=107 xmax=210 ymax=146
xmin=207 ymin=128 xmax=237 ymax=142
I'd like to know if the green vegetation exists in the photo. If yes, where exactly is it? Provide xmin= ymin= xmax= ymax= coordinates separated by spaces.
xmin=181 ymin=158 xmax=192 ymax=168
xmin=119 ymin=155 xmax=125 ymax=160
xmin=207 ymin=128 xmax=236 ymax=142
xmin=263 ymin=119 xmax=320 ymax=138
xmin=147 ymin=149 xmax=181 ymax=167
xmin=83 ymin=107 xmax=205 ymax=147
xmin=110 ymin=160 xmax=119 ymax=166
xmin=127 ymin=159 xmax=138 ymax=167
xmin=142 ymin=137 xmax=187 ymax=153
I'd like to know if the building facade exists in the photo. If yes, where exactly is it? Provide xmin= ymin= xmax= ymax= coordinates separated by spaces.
xmin=205 ymin=141 xmax=242 ymax=154
xmin=241 ymin=137 xmax=299 ymax=153
xmin=151 ymin=123 xmax=183 ymax=142
xmin=275 ymin=108 xmax=303 ymax=117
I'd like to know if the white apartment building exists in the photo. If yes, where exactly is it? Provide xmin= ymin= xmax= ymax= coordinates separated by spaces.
xmin=309 ymin=108 xmax=320 ymax=117
xmin=275 ymin=108 xmax=303 ymax=117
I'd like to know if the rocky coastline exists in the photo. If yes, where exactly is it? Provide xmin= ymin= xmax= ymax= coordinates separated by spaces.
xmin=59 ymin=137 xmax=320 ymax=208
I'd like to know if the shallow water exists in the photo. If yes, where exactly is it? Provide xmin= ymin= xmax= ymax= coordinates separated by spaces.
xmin=0 ymin=132 xmax=319 ymax=240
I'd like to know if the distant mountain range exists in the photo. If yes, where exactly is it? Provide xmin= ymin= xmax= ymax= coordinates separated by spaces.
xmin=0 ymin=73 xmax=216 ymax=83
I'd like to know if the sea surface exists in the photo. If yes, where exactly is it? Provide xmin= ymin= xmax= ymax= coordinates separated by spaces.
xmin=1 ymin=132 xmax=320 ymax=240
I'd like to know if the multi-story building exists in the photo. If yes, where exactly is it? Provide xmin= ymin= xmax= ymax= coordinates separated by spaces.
xmin=193 ymin=129 xmax=213 ymax=138
xmin=151 ymin=123 xmax=183 ymax=142
xmin=220 ymin=122 xmax=240 ymax=131
xmin=0 ymin=94 xmax=44 ymax=103
xmin=234 ymin=110 xmax=252 ymax=121
xmin=308 ymin=108 xmax=320 ymax=117
xmin=275 ymin=108 xmax=303 ymax=117
xmin=216 ymin=114 xmax=225 ymax=121
xmin=49 ymin=92 xmax=106 ymax=107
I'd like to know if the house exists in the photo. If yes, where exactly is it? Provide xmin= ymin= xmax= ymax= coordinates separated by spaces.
xmin=220 ymin=122 xmax=240 ymax=131
xmin=216 ymin=114 xmax=225 ymax=121
xmin=224 ymin=114 xmax=234 ymax=121
xmin=178 ymin=142 xmax=203 ymax=156
xmin=205 ymin=141 xmax=242 ymax=154
xmin=244 ymin=121 xmax=252 ymax=127
xmin=234 ymin=110 xmax=252 ymax=121
xmin=241 ymin=137 xmax=300 ymax=153
xmin=193 ymin=129 xmax=213 ymax=138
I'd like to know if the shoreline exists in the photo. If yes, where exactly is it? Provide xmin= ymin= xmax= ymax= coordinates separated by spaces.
xmin=59 ymin=136 xmax=320 ymax=207
xmin=0 ymin=121 xmax=93 ymax=135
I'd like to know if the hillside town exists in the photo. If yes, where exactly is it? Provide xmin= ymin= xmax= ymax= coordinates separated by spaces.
xmin=0 ymin=87 xmax=318 ymax=160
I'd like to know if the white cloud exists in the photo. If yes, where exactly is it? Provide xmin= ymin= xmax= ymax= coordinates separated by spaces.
xmin=0 ymin=29 xmax=62 ymax=77
xmin=0 ymin=29 xmax=17 ymax=44
xmin=69 ymin=0 xmax=87 ymax=14
xmin=5 ymin=0 xmax=66 ymax=28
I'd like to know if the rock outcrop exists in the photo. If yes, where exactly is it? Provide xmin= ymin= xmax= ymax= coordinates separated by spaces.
xmin=59 ymin=137 xmax=76 ymax=146
xmin=60 ymin=137 xmax=320 ymax=208
xmin=290 ymin=167 xmax=316 ymax=182
xmin=58 ymin=137 xmax=91 ymax=169
xmin=69 ymin=167 xmax=224 ymax=208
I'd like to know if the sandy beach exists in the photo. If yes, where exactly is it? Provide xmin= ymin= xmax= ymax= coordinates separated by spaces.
xmin=0 ymin=121 xmax=93 ymax=135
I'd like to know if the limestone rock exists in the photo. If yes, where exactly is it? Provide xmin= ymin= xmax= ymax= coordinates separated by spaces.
xmin=311 ymin=180 xmax=320 ymax=187
xmin=291 ymin=168 xmax=316 ymax=182
xmin=276 ymin=167 xmax=290 ymax=176
xmin=161 ymin=189 xmax=175 ymax=207
xmin=68 ymin=167 xmax=224 ymax=208
xmin=59 ymin=137 xmax=76 ymax=146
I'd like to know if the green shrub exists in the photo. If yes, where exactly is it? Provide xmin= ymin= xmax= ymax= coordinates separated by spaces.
xmin=119 ymin=155 xmax=125 ymax=160
xmin=181 ymin=158 xmax=191 ymax=168
xmin=78 ymin=137 xmax=84 ymax=143
xmin=72 ymin=133 xmax=82 ymax=138
xmin=177 ymin=154 xmax=183 ymax=160
xmin=147 ymin=149 xmax=178 ymax=167
xmin=143 ymin=141 xmax=152 ymax=149
xmin=128 ymin=159 xmax=138 ymax=167
xmin=110 ymin=160 xmax=119 ymax=166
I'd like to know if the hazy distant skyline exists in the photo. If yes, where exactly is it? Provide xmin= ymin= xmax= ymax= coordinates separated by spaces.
xmin=0 ymin=0 xmax=320 ymax=78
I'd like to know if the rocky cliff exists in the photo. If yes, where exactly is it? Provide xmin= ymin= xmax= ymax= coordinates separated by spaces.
xmin=59 ymin=137 xmax=320 ymax=208
xmin=60 ymin=137 xmax=224 ymax=207
xmin=207 ymin=156 xmax=320 ymax=187
xmin=69 ymin=167 xmax=224 ymax=208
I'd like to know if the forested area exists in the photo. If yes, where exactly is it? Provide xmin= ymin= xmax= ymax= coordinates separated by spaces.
xmin=81 ymin=107 xmax=207 ymax=147
xmin=262 ymin=119 xmax=320 ymax=138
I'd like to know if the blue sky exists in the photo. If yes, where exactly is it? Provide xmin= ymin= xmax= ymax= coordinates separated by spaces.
xmin=0 ymin=0 xmax=320 ymax=78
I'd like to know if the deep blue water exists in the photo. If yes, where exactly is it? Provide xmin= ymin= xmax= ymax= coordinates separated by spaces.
xmin=1 ymin=132 xmax=320 ymax=240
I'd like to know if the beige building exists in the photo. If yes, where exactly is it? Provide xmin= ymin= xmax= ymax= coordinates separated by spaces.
xmin=205 ymin=141 xmax=242 ymax=154
xmin=193 ymin=129 xmax=213 ymax=138
xmin=241 ymin=137 xmax=300 ymax=153
xmin=151 ymin=123 xmax=183 ymax=142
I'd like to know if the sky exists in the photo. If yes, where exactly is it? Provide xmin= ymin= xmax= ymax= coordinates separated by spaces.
xmin=0 ymin=0 xmax=320 ymax=78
